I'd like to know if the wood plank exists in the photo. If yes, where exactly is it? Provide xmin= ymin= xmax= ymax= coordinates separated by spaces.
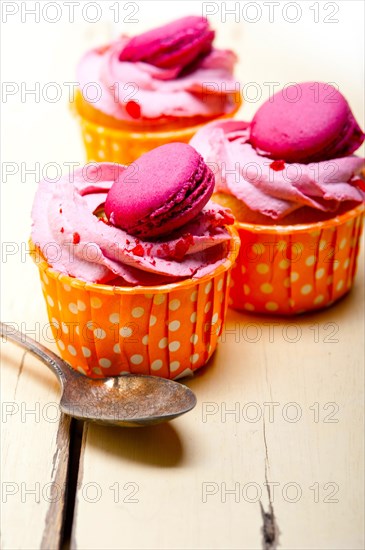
xmin=0 ymin=16 xmax=138 ymax=550
xmin=1 ymin=333 xmax=72 ymax=550
xmin=261 ymin=262 xmax=365 ymax=550
xmin=71 ymin=248 xmax=364 ymax=550
xmin=0 ymin=248 xmax=73 ymax=545
xmin=0 ymin=18 xmax=98 ymax=550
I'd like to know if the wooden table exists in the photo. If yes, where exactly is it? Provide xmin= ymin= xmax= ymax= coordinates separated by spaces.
xmin=2 ymin=255 xmax=364 ymax=549
xmin=1 ymin=4 xmax=364 ymax=549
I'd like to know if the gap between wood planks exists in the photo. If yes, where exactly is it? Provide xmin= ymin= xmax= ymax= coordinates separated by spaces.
xmin=260 ymin=417 xmax=280 ymax=550
xmin=40 ymin=418 xmax=84 ymax=550
xmin=37 ymin=354 xmax=280 ymax=550
xmin=61 ymin=419 xmax=84 ymax=550
xmin=41 ymin=421 xmax=281 ymax=550
xmin=7 ymin=347 xmax=83 ymax=550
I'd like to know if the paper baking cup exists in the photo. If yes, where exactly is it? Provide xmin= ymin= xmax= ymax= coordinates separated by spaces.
xmin=72 ymin=91 xmax=243 ymax=165
xmin=229 ymin=204 xmax=364 ymax=315
xmin=30 ymin=230 xmax=239 ymax=379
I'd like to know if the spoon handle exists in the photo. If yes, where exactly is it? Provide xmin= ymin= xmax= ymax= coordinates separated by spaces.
xmin=0 ymin=321 xmax=72 ymax=385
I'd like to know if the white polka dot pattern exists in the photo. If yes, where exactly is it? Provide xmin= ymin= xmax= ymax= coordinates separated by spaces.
xmin=132 ymin=307 xmax=144 ymax=318
xmin=229 ymin=207 xmax=364 ymax=314
xmin=99 ymin=358 xmax=111 ymax=368
xmin=36 ymin=233 xmax=237 ymax=379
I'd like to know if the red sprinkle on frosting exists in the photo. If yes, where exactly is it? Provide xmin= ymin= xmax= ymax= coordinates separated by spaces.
xmin=125 ymin=100 xmax=141 ymax=119
xmin=353 ymin=177 xmax=365 ymax=192
xmin=73 ymin=232 xmax=81 ymax=244
xmin=270 ymin=160 xmax=286 ymax=171
xmin=130 ymin=244 xmax=144 ymax=256
xmin=60 ymin=227 xmax=64 ymax=233
xmin=173 ymin=239 xmax=192 ymax=261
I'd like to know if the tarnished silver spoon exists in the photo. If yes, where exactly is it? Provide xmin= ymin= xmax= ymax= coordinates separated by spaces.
xmin=0 ymin=322 xmax=196 ymax=427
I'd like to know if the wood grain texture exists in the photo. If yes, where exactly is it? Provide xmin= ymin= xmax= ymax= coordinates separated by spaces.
xmin=2 ymin=5 xmax=365 ymax=549
xmin=1 ymin=336 xmax=72 ymax=550
xmin=1 ymin=18 xmax=110 ymax=550
xmin=71 ymin=245 xmax=364 ymax=550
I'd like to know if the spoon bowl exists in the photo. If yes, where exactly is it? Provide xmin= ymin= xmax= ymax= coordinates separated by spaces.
xmin=1 ymin=322 xmax=196 ymax=427
xmin=60 ymin=372 xmax=196 ymax=427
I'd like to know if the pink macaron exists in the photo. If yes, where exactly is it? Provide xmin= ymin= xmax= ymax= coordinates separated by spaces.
xmin=105 ymin=143 xmax=215 ymax=239
xmin=119 ymin=16 xmax=214 ymax=74
xmin=250 ymin=82 xmax=365 ymax=163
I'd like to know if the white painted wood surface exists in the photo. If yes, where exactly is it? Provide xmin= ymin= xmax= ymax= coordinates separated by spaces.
xmin=71 ymin=255 xmax=364 ymax=549
xmin=1 ymin=323 xmax=72 ymax=550
xmin=1 ymin=2 xmax=364 ymax=549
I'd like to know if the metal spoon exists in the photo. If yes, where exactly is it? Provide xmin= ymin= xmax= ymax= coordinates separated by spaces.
xmin=0 ymin=322 xmax=196 ymax=427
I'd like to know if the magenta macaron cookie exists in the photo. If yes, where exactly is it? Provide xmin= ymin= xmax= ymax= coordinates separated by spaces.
xmin=250 ymin=81 xmax=365 ymax=163
xmin=119 ymin=16 xmax=215 ymax=74
xmin=105 ymin=142 xmax=215 ymax=238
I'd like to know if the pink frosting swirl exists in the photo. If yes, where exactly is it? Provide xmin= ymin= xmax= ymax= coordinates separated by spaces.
xmin=190 ymin=120 xmax=365 ymax=220
xmin=31 ymin=164 xmax=234 ymax=285
xmin=77 ymin=37 xmax=238 ymax=124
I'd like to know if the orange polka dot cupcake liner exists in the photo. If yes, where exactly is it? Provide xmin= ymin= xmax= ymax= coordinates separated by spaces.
xmin=229 ymin=204 xmax=364 ymax=315
xmin=29 ymin=230 xmax=240 ymax=379
xmin=72 ymin=91 xmax=243 ymax=165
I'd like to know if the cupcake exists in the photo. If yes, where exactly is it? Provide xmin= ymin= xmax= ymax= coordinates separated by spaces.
xmin=73 ymin=16 xmax=242 ymax=164
xmin=190 ymin=82 xmax=365 ymax=314
xmin=30 ymin=143 xmax=239 ymax=378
